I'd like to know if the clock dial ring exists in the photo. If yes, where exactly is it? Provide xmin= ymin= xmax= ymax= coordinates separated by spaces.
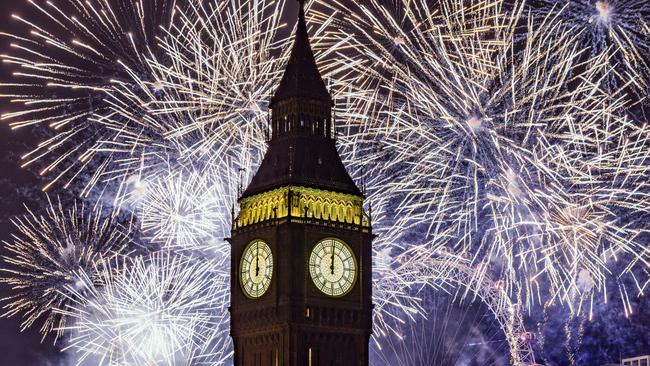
xmin=309 ymin=238 xmax=357 ymax=297
xmin=240 ymin=240 xmax=273 ymax=299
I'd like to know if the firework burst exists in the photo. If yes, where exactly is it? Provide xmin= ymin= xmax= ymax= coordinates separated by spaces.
xmin=530 ymin=0 xmax=650 ymax=97
xmin=311 ymin=0 xmax=650 ymax=311
xmin=0 ymin=0 xmax=286 ymax=206
xmin=531 ymin=108 xmax=650 ymax=316
xmin=130 ymin=167 xmax=235 ymax=252
xmin=373 ymin=243 xmax=538 ymax=365
xmin=108 ymin=0 xmax=291 ymax=209
xmin=146 ymin=0 xmax=287 ymax=161
xmin=0 ymin=196 xmax=131 ymax=341
xmin=59 ymin=251 xmax=229 ymax=365
xmin=0 ymin=0 xmax=177 ymax=197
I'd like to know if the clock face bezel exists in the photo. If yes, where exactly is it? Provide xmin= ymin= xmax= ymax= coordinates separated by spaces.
xmin=239 ymin=239 xmax=274 ymax=299
xmin=308 ymin=237 xmax=358 ymax=298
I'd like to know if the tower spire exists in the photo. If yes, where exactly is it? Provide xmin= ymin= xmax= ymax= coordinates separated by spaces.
xmin=241 ymin=0 xmax=361 ymax=198
xmin=270 ymin=0 xmax=332 ymax=107
xmin=297 ymin=0 xmax=307 ymax=32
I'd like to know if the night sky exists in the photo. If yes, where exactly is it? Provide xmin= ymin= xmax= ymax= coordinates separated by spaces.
xmin=0 ymin=0 xmax=649 ymax=365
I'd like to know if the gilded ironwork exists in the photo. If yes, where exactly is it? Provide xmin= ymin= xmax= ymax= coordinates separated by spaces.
xmin=235 ymin=186 xmax=369 ymax=229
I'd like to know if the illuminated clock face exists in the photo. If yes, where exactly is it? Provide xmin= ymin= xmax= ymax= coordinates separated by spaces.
xmin=240 ymin=240 xmax=273 ymax=298
xmin=309 ymin=238 xmax=357 ymax=297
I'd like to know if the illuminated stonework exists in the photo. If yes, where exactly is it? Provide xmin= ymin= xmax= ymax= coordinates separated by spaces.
xmin=235 ymin=186 xmax=370 ymax=229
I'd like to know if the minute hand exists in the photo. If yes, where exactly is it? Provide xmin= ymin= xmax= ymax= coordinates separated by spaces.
xmin=255 ymin=246 xmax=260 ymax=277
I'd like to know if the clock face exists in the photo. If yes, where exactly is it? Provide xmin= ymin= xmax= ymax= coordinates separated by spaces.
xmin=309 ymin=238 xmax=357 ymax=297
xmin=240 ymin=240 xmax=273 ymax=299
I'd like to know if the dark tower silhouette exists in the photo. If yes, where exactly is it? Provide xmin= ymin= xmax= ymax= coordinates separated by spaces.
xmin=228 ymin=1 xmax=373 ymax=365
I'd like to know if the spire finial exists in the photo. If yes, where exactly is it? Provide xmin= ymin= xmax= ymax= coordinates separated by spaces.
xmin=297 ymin=0 xmax=307 ymax=30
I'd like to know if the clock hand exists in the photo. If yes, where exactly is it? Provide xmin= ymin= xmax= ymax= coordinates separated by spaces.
xmin=330 ymin=243 xmax=335 ymax=275
xmin=255 ymin=245 xmax=260 ymax=277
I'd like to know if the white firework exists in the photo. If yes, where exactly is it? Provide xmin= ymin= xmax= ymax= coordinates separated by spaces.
xmin=131 ymin=167 xmax=235 ymax=251
xmin=60 ymin=251 xmax=229 ymax=365
xmin=0 ymin=196 xmax=130 ymax=341
xmin=531 ymin=0 xmax=650 ymax=95
xmin=311 ymin=0 xmax=650 ymax=313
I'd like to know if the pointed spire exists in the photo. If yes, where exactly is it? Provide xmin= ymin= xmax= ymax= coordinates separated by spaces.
xmin=296 ymin=0 xmax=308 ymax=35
xmin=270 ymin=0 xmax=333 ymax=107
xmin=240 ymin=0 xmax=362 ymax=199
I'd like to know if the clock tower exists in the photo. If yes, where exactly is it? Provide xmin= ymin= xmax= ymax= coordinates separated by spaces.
xmin=228 ymin=1 xmax=374 ymax=365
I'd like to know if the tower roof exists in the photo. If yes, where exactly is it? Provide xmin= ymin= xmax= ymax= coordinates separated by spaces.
xmin=240 ymin=1 xmax=362 ymax=199
xmin=241 ymin=136 xmax=362 ymax=198
xmin=270 ymin=0 xmax=333 ymax=107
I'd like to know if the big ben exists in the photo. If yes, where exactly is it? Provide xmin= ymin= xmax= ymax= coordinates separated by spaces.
xmin=228 ymin=0 xmax=374 ymax=365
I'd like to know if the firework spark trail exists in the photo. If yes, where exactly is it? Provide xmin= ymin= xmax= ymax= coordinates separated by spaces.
xmin=532 ymin=107 xmax=650 ymax=317
xmin=531 ymin=0 xmax=650 ymax=97
xmin=372 ymin=243 xmax=537 ymax=365
xmin=0 ymin=0 xmax=178 ymax=199
xmin=150 ymin=0 xmax=286 ymax=151
xmin=111 ymin=0 xmax=292 ymax=208
xmin=0 ymin=195 xmax=131 ymax=341
xmin=130 ymin=166 xmax=235 ymax=252
xmin=0 ymin=0 xmax=289 ymax=242
xmin=114 ymin=0 xmax=292 ymax=222
xmin=58 ymin=251 xmax=229 ymax=365
xmin=312 ymin=0 xmax=650 ymax=313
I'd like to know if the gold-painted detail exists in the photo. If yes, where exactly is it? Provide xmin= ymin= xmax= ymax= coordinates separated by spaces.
xmin=235 ymin=186 xmax=369 ymax=229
